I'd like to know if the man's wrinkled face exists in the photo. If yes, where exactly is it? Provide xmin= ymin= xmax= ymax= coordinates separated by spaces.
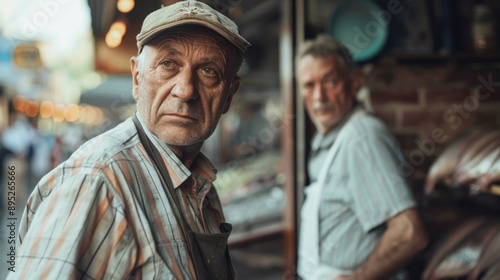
xmin=297 ymin=54 xmax=356 ymax=135
xmin=131 ymin=27 xmax=240 ymax=148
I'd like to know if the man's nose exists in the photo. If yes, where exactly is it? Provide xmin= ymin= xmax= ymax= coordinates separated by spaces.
xmin=311 ymin=84 xmax=325 ymax=101
xmin=171 ymin=68 xmax=198 ymax=101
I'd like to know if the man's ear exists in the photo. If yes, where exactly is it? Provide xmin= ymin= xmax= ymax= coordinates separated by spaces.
xmin=222 ymin=77 xmax=240 ymax=114
xmin=130 ymin=56 xmax=140 ymax=100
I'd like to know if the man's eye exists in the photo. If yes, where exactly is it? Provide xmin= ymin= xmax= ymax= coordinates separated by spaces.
xmin=200 ymin=67 xmax=217 ymax=77
xmin=324 ymin=79 xmax=337 ymax=88
xmin=303 ymin=83 xmax=313 ymax=91
xmin=161 ymin=60 xmax=175 ymax=68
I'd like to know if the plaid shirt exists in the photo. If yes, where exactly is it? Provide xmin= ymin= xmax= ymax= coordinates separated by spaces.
xmin=7 ymin=114 xmax=226 ymax=280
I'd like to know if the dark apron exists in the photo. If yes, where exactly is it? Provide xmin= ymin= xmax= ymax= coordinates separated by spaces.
xmin=189 ymin=222 xmax=234 ymax=279
xmin=133 ymin=115 xmax=235 ymax=280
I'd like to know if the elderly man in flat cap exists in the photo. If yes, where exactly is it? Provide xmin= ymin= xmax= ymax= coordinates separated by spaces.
xmin=8 ymin=1 xmax=249 ymax=279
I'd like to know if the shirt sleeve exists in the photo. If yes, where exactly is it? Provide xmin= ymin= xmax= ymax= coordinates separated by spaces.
xmin=7 ymin=174 xmax=138 ymax=280
xmin=346 ymin=121 xmax=417 ymax=233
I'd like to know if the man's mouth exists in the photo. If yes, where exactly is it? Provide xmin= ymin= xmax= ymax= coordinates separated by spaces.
xmin=164 ymin=113 xmax=197 ymax=121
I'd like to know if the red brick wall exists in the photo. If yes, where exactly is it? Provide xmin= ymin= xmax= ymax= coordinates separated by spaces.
xmin=366 ymin=64 xmax=500 ymax=188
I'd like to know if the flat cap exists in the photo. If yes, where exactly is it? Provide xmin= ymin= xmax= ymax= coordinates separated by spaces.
xmin=136 ymin=0 xmax=250 ymax=53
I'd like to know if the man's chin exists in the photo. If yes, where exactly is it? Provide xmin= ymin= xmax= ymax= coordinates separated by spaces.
xmin=316 ymin=118 xmax=341 ymax=133
xmin=158 ymin=132 xmax=206 ymax=146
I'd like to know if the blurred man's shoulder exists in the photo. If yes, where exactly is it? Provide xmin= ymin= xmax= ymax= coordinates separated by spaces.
xmin=67 ymin=118 xmax=139 ymax=168
xmin=32 ymin=118 xmax=139 ymax=205
xmin=347 ymin=110 xmax=394 ymax=141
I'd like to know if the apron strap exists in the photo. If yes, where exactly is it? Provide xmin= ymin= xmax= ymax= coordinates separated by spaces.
xmin=132 ymin=115 xmax=200 ymax=278
xmin=132 ymin=115 xmax=236 ymax=280
xmin=299 ymin=109 xmax=366 ymax=279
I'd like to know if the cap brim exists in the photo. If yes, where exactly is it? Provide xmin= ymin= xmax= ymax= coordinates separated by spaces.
xmin=137 ymin=18 xmax=250 ymax=53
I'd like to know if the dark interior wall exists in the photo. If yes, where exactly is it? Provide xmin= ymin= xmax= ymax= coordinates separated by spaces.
xmin=368 ymin=62 xmax=500 ymax=187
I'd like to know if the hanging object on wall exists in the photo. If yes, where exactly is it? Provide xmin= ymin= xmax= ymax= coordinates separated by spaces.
xmin=471 ymin=4 xmax=498 ymax=54
xmin=327 ymin=0 xmax=388 ymax=62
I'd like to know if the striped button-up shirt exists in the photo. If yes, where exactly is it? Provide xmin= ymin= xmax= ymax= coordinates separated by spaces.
xmin=307 ymin=105 xmax=416 ymax=271
xmin=7 ymin=114 xmax=226 ymax=280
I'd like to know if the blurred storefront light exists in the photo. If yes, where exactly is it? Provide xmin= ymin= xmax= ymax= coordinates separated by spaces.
xmin=40 ymin=101 xmax=54 ymax=118
xmin=12 ymin=96 xmax=27 ymax=111
xmin=110 ymin=21 xmax=127 ymax=36
xmin=78 ymin=105 xmax=89 ymax=123
xmin=25 ymin=100 xmax=39 ymax=117
xmin=10 ymin=94 xmax=105 ymax=126
xmin=105 ymin=30 xmax=123 ymax=48
xmin=117 ymin=0 xmax=135 ymax=13
xmin=53 ymin=104 xmax=66 ymax=122
xmin=64 ymin=103 xmax=80 ymax=122
xmin=105 ymin=20 xmax=127 ymax=48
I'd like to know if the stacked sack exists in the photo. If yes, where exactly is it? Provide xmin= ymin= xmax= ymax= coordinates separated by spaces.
xmin=424 ymin=126 xmax=500 ymax=196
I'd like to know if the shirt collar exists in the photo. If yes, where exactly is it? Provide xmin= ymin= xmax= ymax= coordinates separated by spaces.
xmin=135 ymin=113 xmax=218 ymax=188
xmin=310 ymin=103 xmax=363 ymax=152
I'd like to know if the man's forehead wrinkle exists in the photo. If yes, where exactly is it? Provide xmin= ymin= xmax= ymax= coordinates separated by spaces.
xmin=153 ymin=33 xmax=223 ymax=48
xmin=323 ymin=69 xmax=338 ymax=78
xmin=153 ymin=38 xmax=225 ymax=60
xmin=154 ymin=40 xmax=182 ymax=56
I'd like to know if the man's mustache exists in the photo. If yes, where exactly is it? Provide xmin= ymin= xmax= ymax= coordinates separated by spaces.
xmin=163 ymin=101 xmax=204 ymax=120
xmin=312 ymin=102 xmax=333 ymax=111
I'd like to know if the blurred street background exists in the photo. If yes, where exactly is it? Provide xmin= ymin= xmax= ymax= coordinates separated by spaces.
xmin=0 ymin=0 xmax=286 ymax=277
xmin=0 ymin=0 xmax=135 ymax=277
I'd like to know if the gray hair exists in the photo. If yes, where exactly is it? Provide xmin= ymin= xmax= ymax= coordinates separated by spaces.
xmin=296 ymin=35 xmax=356 ymax=75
